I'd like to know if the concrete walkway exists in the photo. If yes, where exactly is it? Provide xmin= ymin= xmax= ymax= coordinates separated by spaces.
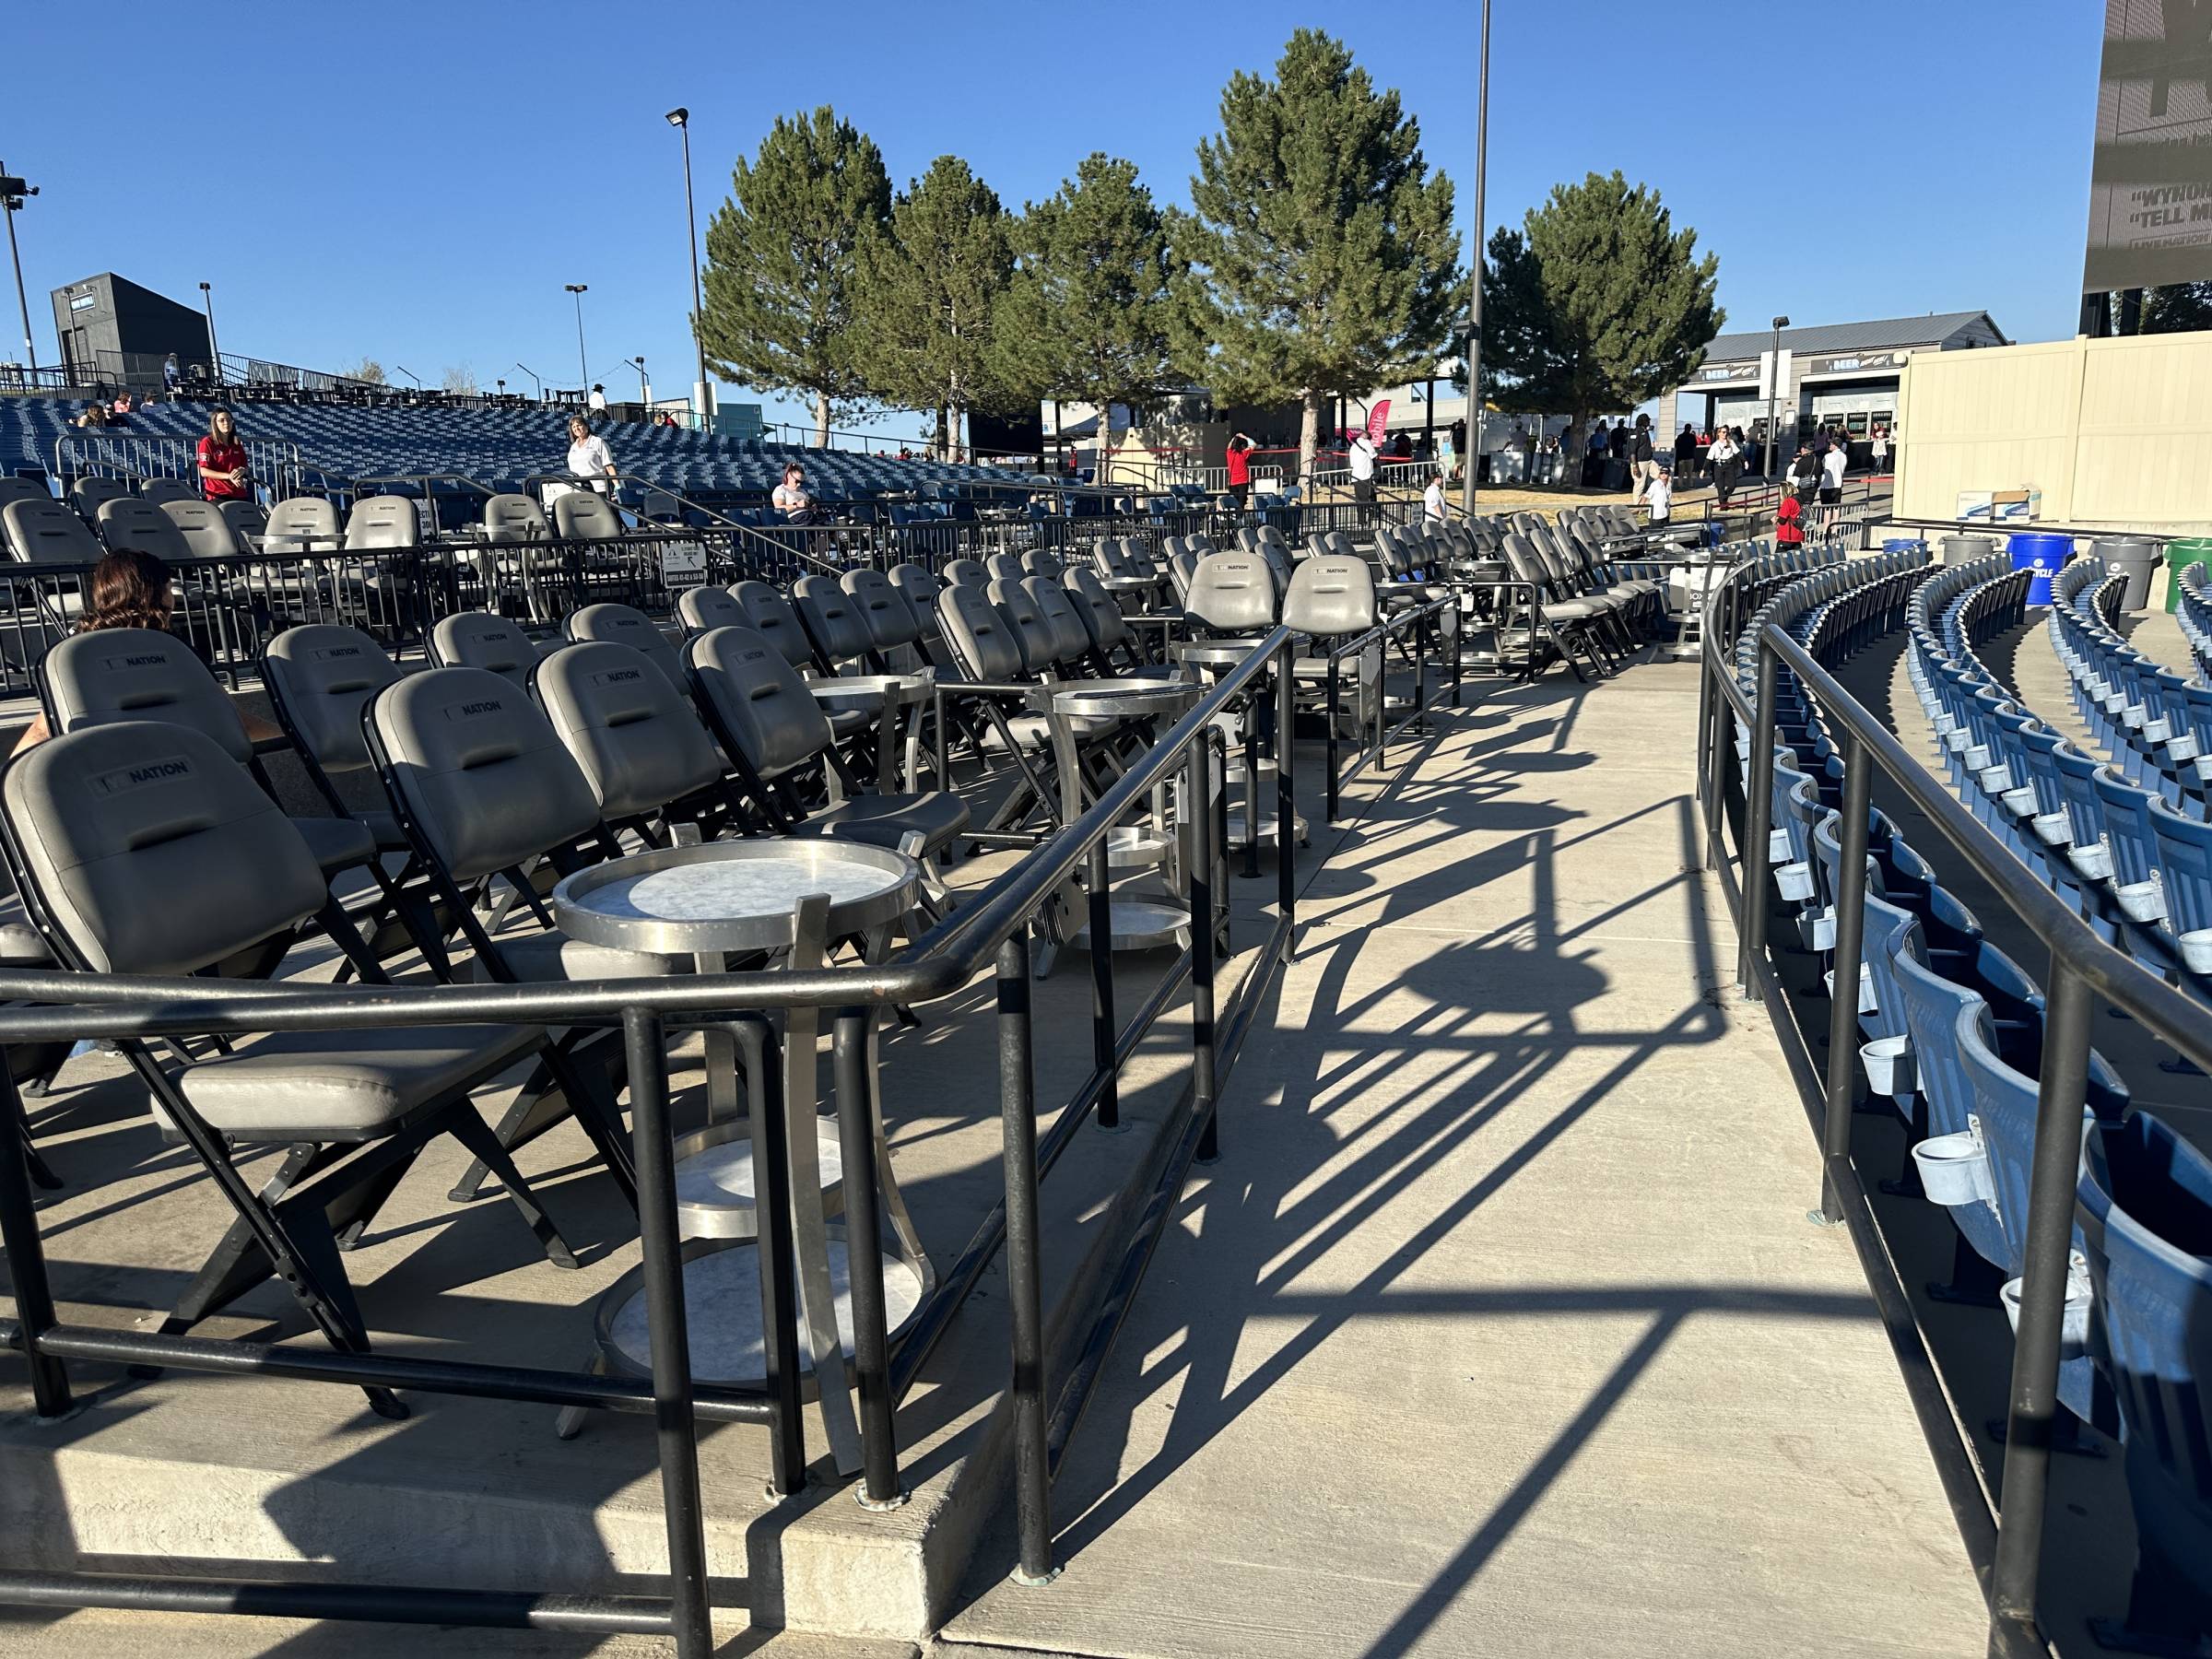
xmin=937 ymin=658 xmax=1988 ymax=1659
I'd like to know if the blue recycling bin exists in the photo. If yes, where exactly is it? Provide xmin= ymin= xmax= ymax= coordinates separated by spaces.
xmin=2009 ymin=532 xmax=2075 ymax=607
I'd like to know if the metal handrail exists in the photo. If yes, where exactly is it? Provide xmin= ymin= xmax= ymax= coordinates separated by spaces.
xmin=1698 ymin=563 xmax=2212 ymax=1655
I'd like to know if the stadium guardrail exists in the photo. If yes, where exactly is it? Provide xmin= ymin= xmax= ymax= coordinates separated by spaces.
xmin=1694 ymin=558 xmax=2212 ymax=1659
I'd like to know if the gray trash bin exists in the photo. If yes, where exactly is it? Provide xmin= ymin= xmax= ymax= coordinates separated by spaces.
xmin=2094 ymin=536 xmax=2159 ymax=612
xmin=1942 ymin=534 xmax=1995 ymax=567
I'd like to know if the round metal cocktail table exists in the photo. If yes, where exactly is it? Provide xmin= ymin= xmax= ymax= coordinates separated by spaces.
xmin=550 ymin=841 xmax=929 ymax=1475
xmin=1172 ymin=640 xmax=1262 ymax=670
xmin=806 ymin=672 xmax=935 ymax=790
xmin=1041 ymin=678 xmax=1195 ymax=965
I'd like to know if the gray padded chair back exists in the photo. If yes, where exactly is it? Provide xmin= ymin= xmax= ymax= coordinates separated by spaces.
xmin=565 ymin=603 xmax=686 ymax=697
xmin=937 ymin=584 xmax=1027 ymax=681
xmin=1023 ymin=576 xmax=1092 ymax=665
xmin=480 ymin=493 xmax=549 ymax=545
xmin=730 ymin=581 xmax=816 ymax=668
xmin=985 ymin=579 xmax=1061 ymax=675
xmin=345 ymin=495 xmax=420 ymax=551
xmin=1063 ymin=568 xmax=1130 ymax=653
xmin=888 ymin=563 xmax=944 ymax=641
xmin=4 ymin=722 xmax=324 ymax=977
xmin=159 ymin=499 xmax=241 ymax=558
xmin=686 ymin=627 xmax=834 ymax=781
xmin=264 ymin=624 xmax=400 ymax=774
xmin=69 ymin=477 xmax=131 ymax=521
xmin=1019 ymin=550 xmax=1061 ymax=579
xmin=793 ymin=574 xmax=876 ymax=666
xmin=984 ymin=553 xmax=1026 ymax=585
xmin=0 ymin=478 xmax=47 ymax=512
xmin=1167 ymin=545 xmax=1202 ymax=603
xmin=677 ymin=584 xmax=747 ymax=635
xmin=138 ymin=478 xmax=196 ymax=507
xmin=842 ymin=568 xmax=921 ymax=652
xmin=1091 ymin=539 xmax=1135 ymax=581
xmin=369 ymin=667 xmax=602 ymax=883
xmin=219 ymin=499 xmax=269 ymax=544
xmin=1183 ymin=552 xmax=1277 ymax=635
xmin=41 ymin=627 xmax=249 ymax=762
xmin=263 ymin=497 xmax=340 ymax=553
xmin=5 ymin=499 xmax=103 ymax=563
xmin=942 ymin=558 xmax=989 ymax=589
xmin=1283 ymin=557 xmax=1378 ymax=639
xmin=430 ymin=612 xmax=540 ymax=694
xmin=552 ymin=490 xmax=623 ymax=542
xmin=94 ymin=498 xmax=194 ymax=563
xmin=534 ymin=641 xmax=724 ymax=820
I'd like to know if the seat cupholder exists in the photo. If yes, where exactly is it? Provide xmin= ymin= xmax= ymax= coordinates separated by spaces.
xmin=1775 ymin=861 xmax=1816 ymax=902
xmin=1860 ymin=1035 xmax=1913 ymax=1096
xmin=1912 ymin=1131 xmax=1995 ymax=1209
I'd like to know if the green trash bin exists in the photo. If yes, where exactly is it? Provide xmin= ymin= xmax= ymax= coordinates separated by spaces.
xmin=2165 ymin=537 xmax=2212 ymax=613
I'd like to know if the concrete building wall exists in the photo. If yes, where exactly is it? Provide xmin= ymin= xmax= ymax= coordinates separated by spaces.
xmin=1894 ymin=331 xmax=2212 ymax=534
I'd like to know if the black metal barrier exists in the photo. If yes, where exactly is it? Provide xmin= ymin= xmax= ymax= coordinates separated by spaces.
xmin=1693 ymin=563 xmax=2212 ymax=1659
xmin=0 ymin=627 xmax=1314 ymax=1654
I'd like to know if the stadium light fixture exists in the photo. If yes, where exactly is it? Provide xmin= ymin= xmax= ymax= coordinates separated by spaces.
xmin=665 ymin=108 xmax=713 ymax=430
xmin=514 ymin=362 xmax=542 ymax=401
xmin=564 ymin=284 xmax=590 ymax=400
xmin=1 ymin=164 xmax=40 ymax=377
xmin=1458 ymin=0 xmax=1489 ymax=515
xmin=1764 ymin=314 xmax=1790 ymax=481
xmin=197 ymin=281 xmax=221 ymax=386
xmin=628 ymin=355 xmax=649 ymax=406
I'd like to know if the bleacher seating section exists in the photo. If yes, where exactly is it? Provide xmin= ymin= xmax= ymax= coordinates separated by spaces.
xmin=1736 ymin=546 xmax=2212 ymax=1641
xmin=0 ymin=397 xmax=1031 ymax=507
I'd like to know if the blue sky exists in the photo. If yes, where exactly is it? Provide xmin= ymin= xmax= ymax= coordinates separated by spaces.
xmin=6 ymin=1 xmax=2099 ymax=437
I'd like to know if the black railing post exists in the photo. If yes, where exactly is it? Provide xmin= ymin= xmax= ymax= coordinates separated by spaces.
xmin=1324 ymin=654 xmax=1343 ymax=824
xmin=622 ymin=1008 xmax=712 ymax=1659
xmin=1692 ymin=621 xmax=1715 ymax=874
xmin=0 ymin=1062 xmax=71 ymax=1418
xmin=735 ymin=1017 xmax=806 ymax=1498
xmin=1987 ymin=960 xmax=2094 ymax=1653
xmin=997 ymin=935 xmax=1056 ymax=1586
xmin=1189 ymin=730 xmax=1220 ymax=1164
xmin=1736 ymin=637 xmax=1780 ymax=998
xmin=1088 ymin=831 xmax=1121 ymax=1132
xmin=834 ymin=1007 xmax=903 ymax=1510
xmin=1817 ymin=735 xmax=1873 ymax=1224
xmin=1277 ymin=646 xmax=1297 ymax=962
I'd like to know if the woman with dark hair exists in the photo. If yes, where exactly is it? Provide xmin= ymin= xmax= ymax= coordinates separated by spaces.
xmin=10 ymin=550 xmax=276 ymax=754
xmin=196 ymin=408 xmax=251 ymax=503
xmin=566 ymin=415 xmax=616 ymax=488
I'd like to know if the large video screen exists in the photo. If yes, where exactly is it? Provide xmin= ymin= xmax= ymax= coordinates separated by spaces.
xmin=2086 ymin=0 xmax=2212 ymax=293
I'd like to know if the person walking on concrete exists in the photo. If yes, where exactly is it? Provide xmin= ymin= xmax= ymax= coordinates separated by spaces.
xmin=1347 ymin=429 xmax=1378 ymax=524
xmin=1673 ymin=423 xmax=1699 ymax=482
xmin=1870 ymin=425 xmax=1890 ymax=474
xmin=1789 ymin=441 xmax=1822 ymax=510
xmin=1224 ymin=432 xmax=1256 ymax=515
xmin=1708 ymin=427 xmax=1743 ymax=508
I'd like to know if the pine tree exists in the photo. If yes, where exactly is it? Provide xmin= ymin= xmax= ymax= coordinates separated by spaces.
xmin=850 ymin=156 xmax=1014 ymax=457
xmin=2139 ymin=282 xmax=2212 ymax=334
xmin=993 ymin=155 xmax=1182 ymax=467
xmin=1174 ymin=30 xmax=1463 ymax=483
xmin=698 ymin=106 xmax=890 ymax=447
xmin=1477 ymin=172 xmax=1722 ymax=465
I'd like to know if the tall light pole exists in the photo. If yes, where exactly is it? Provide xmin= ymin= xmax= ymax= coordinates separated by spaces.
xmin=514 ymin=362 xmax=543 ymax=401
xmin=1458 ymin=0 xmax=1491 ymax=515
xmin=198 ymin=280 xmax=221 ymax=385
xmin=564 ymin=283 xmax=590 ymax=399
xmin=628 ymin=355 xmax=650 ymax=406
xmin=1 ymin=166 xmax=39 ymax=378
xmin=666 ymin=108 xmax=714 ymax=430
xmin=1762 ymin=314 xmax=1790 ymax=482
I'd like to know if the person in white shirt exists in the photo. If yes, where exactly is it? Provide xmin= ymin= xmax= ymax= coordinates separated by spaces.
xmin=1707 ymin=427 xmax=1742 ymax=508
xmin=1818 ymin=441 xmax=1847 ymax=504
xmin=1422 ymin=471 xmax=1448 ymax=524
xmin=566 ymin=415 xmax=616 ymax=489
xmin=771 ymin=463 xmax=818 ymax=524
xmin=1646 ymin=466 xmax=1672 ymax=524
xmin=1347 ymin=430 xmax=1378 ymax=524
xmin=586 ymin=383 xmax=607 ymax=413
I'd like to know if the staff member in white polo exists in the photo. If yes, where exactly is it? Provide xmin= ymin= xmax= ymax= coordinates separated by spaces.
xmin=565 ymin=414 xmax=617 ymax=497
xmin=1347 ymin=428 xmax=1378 ymax=525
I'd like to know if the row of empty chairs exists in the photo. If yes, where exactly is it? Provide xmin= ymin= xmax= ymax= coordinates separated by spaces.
xmin=1744 ymin=546 xmax=2212 ymax=1643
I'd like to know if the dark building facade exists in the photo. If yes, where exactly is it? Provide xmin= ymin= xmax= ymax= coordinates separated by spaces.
xmin=49 ymin=273 xmax=215 ymax=394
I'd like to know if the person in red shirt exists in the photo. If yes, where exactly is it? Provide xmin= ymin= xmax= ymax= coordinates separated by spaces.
xmin=1223 ymin=431 xmax=1255 ymax=514
xmin=196 ymin=408 xmax=251 ymax=502
xmin=1774 ymin=493 xmax=1805 ymax=549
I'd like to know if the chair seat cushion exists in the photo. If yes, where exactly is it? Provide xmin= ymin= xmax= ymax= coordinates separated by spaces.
xmin=1291 ymin=654 xmax=1373 ymax=683
xmin=0 ymin=895 xmax=50 ymax=965
xmin=180 ymin=1022 xmax=543 ymax=1138
xmin=826 ymin=706 xmax=873 ymax=740
xmin=479 ymin=928 xmax=677 ymax=982
xmin=1541 ymin=599 xmax=1606 ymax=623
xmin=802 ymin=791 xmax=971 ymax=854
xmin=290 ymin=814 xmax=378 ymax=875
xmin=1608 ymin=580 xmax=1661 ymax=599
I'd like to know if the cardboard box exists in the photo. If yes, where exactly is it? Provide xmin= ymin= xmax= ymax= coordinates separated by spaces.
xmin=1955 ymin=488 xmax=2041 ymax=523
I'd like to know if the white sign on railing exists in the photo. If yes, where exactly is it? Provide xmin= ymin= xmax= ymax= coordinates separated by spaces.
xmin=659 ymin=539 xmax=709 ymax=588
